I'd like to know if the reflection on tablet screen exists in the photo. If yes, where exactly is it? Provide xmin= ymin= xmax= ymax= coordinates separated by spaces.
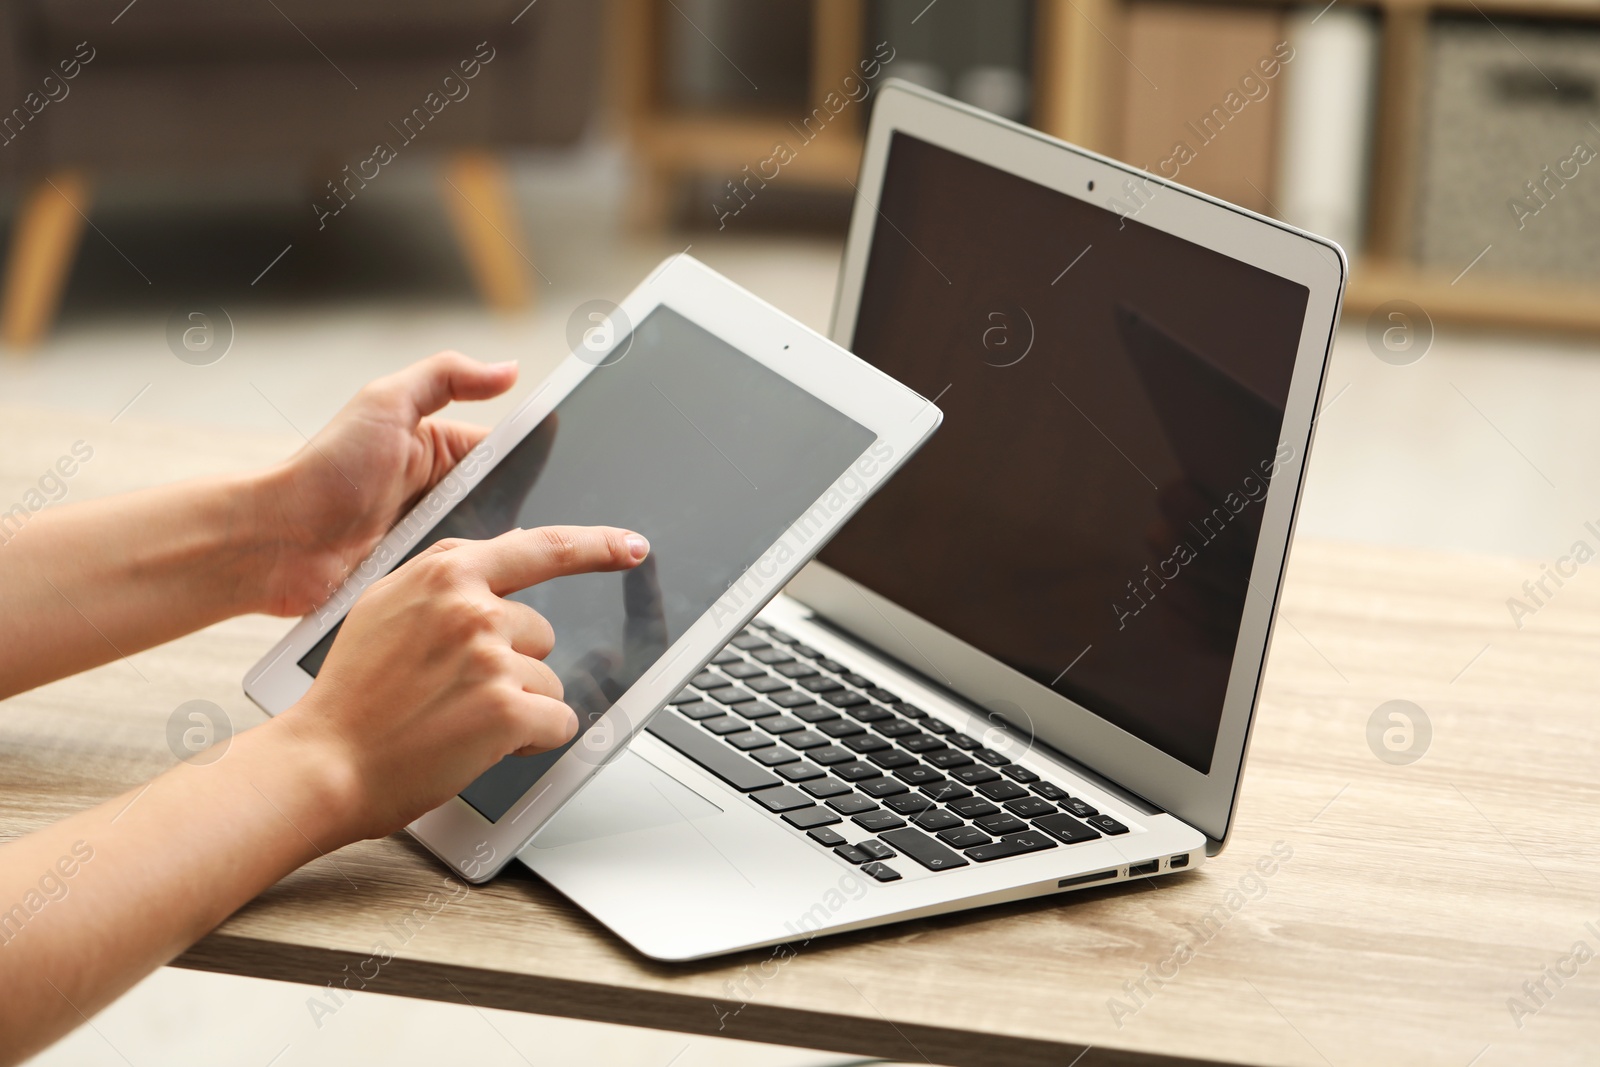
xmin=298 ymin=308 xmax=873 ymax=821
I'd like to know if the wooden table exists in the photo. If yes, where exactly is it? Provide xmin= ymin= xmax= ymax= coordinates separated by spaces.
xmin=4 ymin=405 xmax=1598 ymax=1067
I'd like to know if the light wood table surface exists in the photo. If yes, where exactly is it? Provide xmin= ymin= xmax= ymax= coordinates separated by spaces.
xmin=3 ymin=405 xmax=1597 ymax=1067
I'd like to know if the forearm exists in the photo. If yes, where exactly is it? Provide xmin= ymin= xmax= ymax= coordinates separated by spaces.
xmin=0 ymin=718 xmax=356 ymax=1066
xmin=0 ymin=470 xmax=278 ymax=698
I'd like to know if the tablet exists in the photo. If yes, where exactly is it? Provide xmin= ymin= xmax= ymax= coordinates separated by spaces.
xmin=243 ymin=254 xmax=942 ymax=881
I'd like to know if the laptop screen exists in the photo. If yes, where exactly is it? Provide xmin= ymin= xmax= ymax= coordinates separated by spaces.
xmin=818 ymin=131 xmax=1309 ymax=773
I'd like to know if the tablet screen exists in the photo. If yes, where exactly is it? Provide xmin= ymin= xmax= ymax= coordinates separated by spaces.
xmin=299 ymin=307 xmax=873 ymax=821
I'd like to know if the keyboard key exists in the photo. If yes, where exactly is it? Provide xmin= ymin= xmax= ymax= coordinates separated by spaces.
xmin=853 ymin=810 xmax=908 ymax=832
xmin=809 ymin=745 xmax=856 ymax=766
xmin=753 ymin=746 xmax=801 ymax=767
xmin=913 ymin=809 xmax=962 ymax=832
xmin=723 ymin=661 xmax=765 ymax=679
xmin=823 ymin=689 xmax=870 ymax=708
xmin=834 ymin=844 xmax=870 ymax=864
xmin=808 ymin=826 xmax=846 ymax=847
xmin=848 ymin=704 xmax=893 ymax=723
xmin=747 ymin=676 xmax=792 ymax=694
xmin=712 ymin=649 xmax=743 ymax=664
xmin=948 ymin=733 xmax=982 ymax=751
xmin=938 ymin=826 xmax=991 ymax=848
xmin=752 ymin=647 xmax=794 ymax=664
xmin=764 ymin=627 xmax=797 ymax=643
xmin=925 ymin=750 xmax=974 ymax=770
xmin=844 ymin=734 xmax=892 ymax=754
xmin=793 ymin=707 xmax=839 ymax=726
xmin=884 ymin=793 xmax=933 ymax=815
xmin=799 ymin=675 xmax=844 ymax=693
xmin=951 ymin=766 xmax=1001 ymax=786
xmin=866 ymin=687 xmax=899 ymax=703
xmin=1032 ymin=782 xmax=1070 ymax=801
xmin=669 ymin=687 xmax=702 ymax=704
xmin=1002 ymin=765 xmax=1040 ymax=783
xmin=817 ymin=658 xmax=848 ymax=673
xmin=785 ymin=731 xmax=829 ymax=750
xmin=733 ymin=700 xmax=780 ymax=720
xmin=895 ymin=766 xmax=945 ymax=786
xmin=859 ymin=778 xmax=909 ymax=798
xmin=828 ymin=793 xmax=879 ymax=815
xmin=757 ymin=715 xmax=805 ymax=735
xmin=648 ymin=713 xmax=780 ymax=792
xmin=901 ymin=735 xmax=946 ymax=754
xmin=977 ymin=780 xmax=1029 ymax=801
xmin=1085 ymin=814 xmax=1129 ymax=835
xmin=964 ymin=830 xmax=1058 ymax=862
xmin=975 ymin=813 xmax=1029 ymax=836
xmin=922 ymin=719 xmax=954 ymax=735
xmin=775 ymin=661 xmax=819 ymax=679
xmin=783 ymin=806 xmax=842 ymax=830
xmin=858 ymin=840 xmax=896 ymax=860
xmin=868 ymin=750 xmax=917 ymax=770
xmin=731 ymin=633 xmax=770 ymax=651
xmin=974 ymin=747 xmax=1011 ymax=766
xmin=728 ymin=731 xmax=775 ymax=751
xmin=777 ymin=762 xmax=826 ymax=783
xmin=1033 ymin=813 xmax=1101 ymax=844
xmin=880 ymin=827 xmax=969 ymax=871
xmin=890 ymin=702 xmax=929 ymax=719
xmin=801 ymin=776 xmax=852 ymax=798
xmin=833 ymin=760 xmax=884 ymax=783
xmin=840 ymin=672 xmax=871 ymax=687
xmin=921 ymin=781 xmax=972 ymax=802
xmin=791 ymin=643 xmax=824 ymax=659
xmin=710 ymin=687 xmax=757 ymax=705
xmin=949 ymin=796 xmax=999 ymax=818
xmin=1064 ymin=798 xmax=1100 ymax=818
xmin=861 ymin=861 xmax=902 ymax=882
xmin=700 ymin=715 xmax=750 ymax=737
xmin=1004 ymin=796 xmax=1056 ymax=818
xmin=691 ymin=671 xmax=725 ymax=690
xmin=676 ymin=701 xmax=725 ymax=721
xmin=751 ymin=787 xmax=814 ymax=813
xmin=818 ymin=718 xmax=866 ymax=738
xmin=876 ymin=719 xmax=920 ymax=738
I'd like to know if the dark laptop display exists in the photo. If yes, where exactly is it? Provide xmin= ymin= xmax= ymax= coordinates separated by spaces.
xmin=819 ymin=132 xmax=1310 ymax=773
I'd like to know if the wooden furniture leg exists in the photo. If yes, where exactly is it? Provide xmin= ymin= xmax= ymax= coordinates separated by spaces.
xmin=2 ymin=170 xmax=92 ymax=351
xmin=439 ymin=152 xmax=536 ymax=312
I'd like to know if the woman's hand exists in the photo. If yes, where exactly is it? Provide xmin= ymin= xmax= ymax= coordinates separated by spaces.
xmin=275 ymin=525 xmax=650 ymax=843
xmin=252 ymin=352 xmax=519 ymax=617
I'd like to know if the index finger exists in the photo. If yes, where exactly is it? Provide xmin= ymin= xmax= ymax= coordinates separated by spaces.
xmin=460 ymin=526 xmax=650 ymax=596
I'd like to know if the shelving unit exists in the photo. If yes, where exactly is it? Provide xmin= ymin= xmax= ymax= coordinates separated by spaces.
xmin=609 ymin=0 xmax=1600 ymax=333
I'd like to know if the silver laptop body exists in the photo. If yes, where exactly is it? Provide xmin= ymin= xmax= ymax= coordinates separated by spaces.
xmin=519 ymin=81 xmax=1345 ymax=961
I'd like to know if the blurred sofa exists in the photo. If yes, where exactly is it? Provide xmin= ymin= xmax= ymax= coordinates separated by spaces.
xmin=0 ymin=0 xmax=602 ymax=346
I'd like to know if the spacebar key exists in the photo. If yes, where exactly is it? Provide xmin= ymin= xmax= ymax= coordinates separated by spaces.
xmin=647 ymin=712 xmax=780 ymax=792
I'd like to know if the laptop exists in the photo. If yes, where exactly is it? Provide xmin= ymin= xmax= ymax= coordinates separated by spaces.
xmin=518 ymin=80 xmax=1345 ymax=961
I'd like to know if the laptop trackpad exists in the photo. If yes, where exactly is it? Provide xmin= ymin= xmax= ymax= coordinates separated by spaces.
xmin=527 ymin=750 xmax=723 ymax=849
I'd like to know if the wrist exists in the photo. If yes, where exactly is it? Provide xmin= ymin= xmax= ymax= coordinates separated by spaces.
xmin=235 ymin=702 xmax=368 ymax=852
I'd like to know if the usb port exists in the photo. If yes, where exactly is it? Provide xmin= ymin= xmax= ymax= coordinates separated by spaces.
xmin=1170 ymin=853 xmax=1190 ymax=869
xmin=1128 ymin=860 xmax=1160 ymax=877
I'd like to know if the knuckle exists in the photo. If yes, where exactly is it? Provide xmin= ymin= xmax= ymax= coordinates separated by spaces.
xmin=535 ymin=527 xmax=580 ymax=567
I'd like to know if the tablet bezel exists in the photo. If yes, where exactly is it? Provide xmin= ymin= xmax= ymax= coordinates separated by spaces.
xmin=243 ymin=253 xmax=942 ymax=881
xmin=793 ymin=79 xmax=1345 ymax=851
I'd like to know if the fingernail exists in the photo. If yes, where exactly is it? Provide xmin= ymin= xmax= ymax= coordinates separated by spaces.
xmin=562 ymin=704 xmax=580 ymax=741
xmin=625 ymin=534 xmax=650 ymax=560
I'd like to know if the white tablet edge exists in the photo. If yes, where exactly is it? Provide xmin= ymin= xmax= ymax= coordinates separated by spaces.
xmin=242 ymin=253 xmax=942 ymax=881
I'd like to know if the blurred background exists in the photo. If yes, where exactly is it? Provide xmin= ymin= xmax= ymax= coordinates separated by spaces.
xmin=8 ymin=0 xmax=1598 ymax=1064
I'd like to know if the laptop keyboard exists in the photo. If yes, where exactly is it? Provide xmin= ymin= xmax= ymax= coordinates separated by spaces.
xmin=644 ymin=620 xmax=1128 ymax=882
